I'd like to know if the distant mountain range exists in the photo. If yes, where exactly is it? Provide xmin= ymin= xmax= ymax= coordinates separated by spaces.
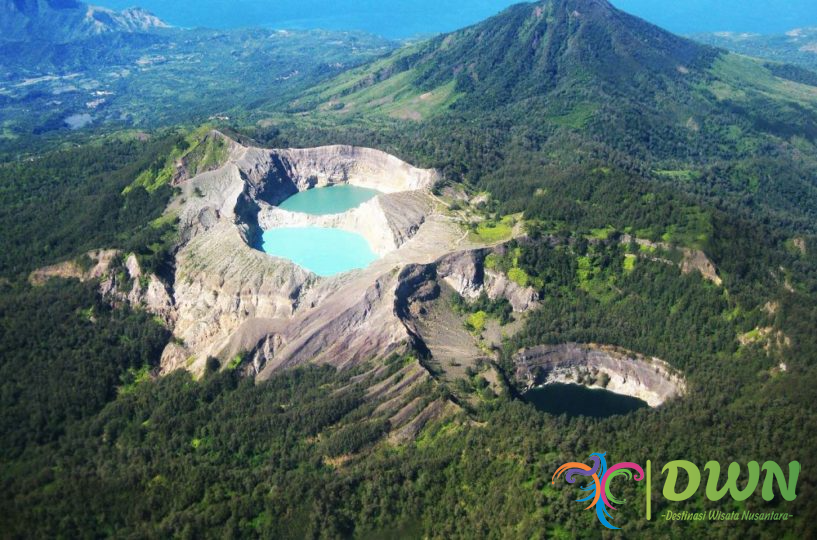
xmin=694 ymin=27 xmax=817 ymax=71
xmin=0 ymin=0 xmax=168 ymax=42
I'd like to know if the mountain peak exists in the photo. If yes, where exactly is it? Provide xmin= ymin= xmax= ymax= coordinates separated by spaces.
xmin=405 ymin=0 xmax=717 ymax=105
xmin=294 ymin=0 xmax=720 ymax=150
xmin=1 ymin=0 xmax=169 ymax=42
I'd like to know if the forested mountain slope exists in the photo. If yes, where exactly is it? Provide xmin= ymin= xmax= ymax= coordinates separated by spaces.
xmin=277 ymin=0 xmax=817 ymax=232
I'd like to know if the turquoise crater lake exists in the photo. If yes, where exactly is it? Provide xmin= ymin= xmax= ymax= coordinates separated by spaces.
xmin=261 ymin=228 xmax=378 ymax=276
xmin=278 ymin=185 xmax=380 ymax=215
xmin=260 ymin=185 xmax=383 ymax=276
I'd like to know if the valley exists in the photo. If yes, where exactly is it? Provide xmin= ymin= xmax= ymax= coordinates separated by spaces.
xmin=0 ymin=6 xmax=395 ymax=152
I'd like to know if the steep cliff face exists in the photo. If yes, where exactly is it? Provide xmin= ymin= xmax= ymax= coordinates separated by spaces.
xmin=120 ymin=254 xmax=174 ymax=324
xmin=436 ymin=249 xmax=540 ymax=312
xmin=514 ymin=343 xmax=686 ymax=407
xmin=266 ymin=146 xmax=439 ymax=194
xmin=620 ymin=234 xmax=722 ymax=286
xmin=230 ymin=143 xmax=439 ymax=198
xmin=160 ymin=220 xmax=313 ymax=373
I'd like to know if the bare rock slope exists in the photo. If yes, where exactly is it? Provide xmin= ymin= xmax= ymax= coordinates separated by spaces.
xmin=29 ymin=249 xmax=173 ymax=322
xmin=161 ymin=131 xmax=514 ymax=381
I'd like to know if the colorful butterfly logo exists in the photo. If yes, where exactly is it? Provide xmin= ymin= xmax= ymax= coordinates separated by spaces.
xmin=553 ymin=453 xmax=645 ymax=530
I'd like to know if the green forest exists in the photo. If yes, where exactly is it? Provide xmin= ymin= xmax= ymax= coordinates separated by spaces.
xmin=3 ymin=0 xmax=817 ymax=538
xmin=1 ymin=128 xmax=815 ymax=537
xmin=2 ymin=264 xmax=816 ymax=538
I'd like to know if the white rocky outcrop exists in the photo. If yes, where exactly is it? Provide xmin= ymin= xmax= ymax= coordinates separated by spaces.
xmin=118 ymin=254 xmax=174 ymax=323
xmin=484 ymin=269 xmax=539 ymax=312
xmin=436 ymin=249 xmax=540 ymax=312
xmin=29 ymin=249 xmax=173 ymax=323
xmin=620 ymin=234 xmax=722 ymax=286
xmin=29 ymin=249 xmax=119 ymax=285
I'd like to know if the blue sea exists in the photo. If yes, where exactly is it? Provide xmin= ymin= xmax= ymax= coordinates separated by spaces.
xmin=96 ymin=0 xmax=817 ymax=38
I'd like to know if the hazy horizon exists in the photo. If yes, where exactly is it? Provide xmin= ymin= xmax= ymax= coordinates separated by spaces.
xmin=92 ymin=0 xmax=817 ymax=38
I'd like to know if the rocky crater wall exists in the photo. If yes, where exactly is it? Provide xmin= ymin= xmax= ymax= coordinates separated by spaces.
xmin=266 ymin=145 xmax=439 ymax=194
xmin=161 ymin=133 xmax=446 ymax=375
xmin=515 ymin=343 xmax=686 ymax=407
xmin=233 ymin=144 xmax=439 ymax=203
xmin=227 ymin=140 xmax=440 ymax=259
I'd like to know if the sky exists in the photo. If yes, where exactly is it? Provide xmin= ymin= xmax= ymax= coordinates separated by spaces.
xmin=94 ymin=0 xmax=817 ymax=38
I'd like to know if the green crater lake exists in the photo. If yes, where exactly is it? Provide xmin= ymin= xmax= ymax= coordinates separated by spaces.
xmin=524 ymin=383 xmax=648 ymax=418
xmin=278 ymin=185 xmax=381 ymax=215
xmin=261 ymin=227 xmax=378 ymax=276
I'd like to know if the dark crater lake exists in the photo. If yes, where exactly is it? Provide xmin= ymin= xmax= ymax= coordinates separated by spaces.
xmin=524 ymin=383 xmax=648 ymax=418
